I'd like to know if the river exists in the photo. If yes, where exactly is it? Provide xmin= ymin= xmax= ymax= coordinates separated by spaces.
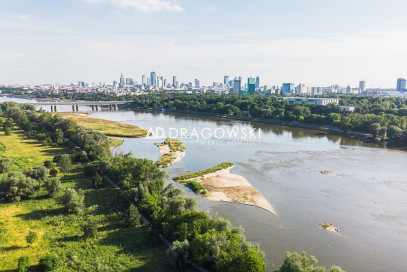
xmin=3 ymin=96 xmax=407 ymax=272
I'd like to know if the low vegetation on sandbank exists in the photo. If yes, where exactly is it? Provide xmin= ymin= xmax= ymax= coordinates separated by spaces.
xmin=58 ymin=113 xmax=148 ymax=138
xmin=174 ymin=162 xmax=234 ymax=181
xmin=155 ymin=138 xmax=186 ymax=168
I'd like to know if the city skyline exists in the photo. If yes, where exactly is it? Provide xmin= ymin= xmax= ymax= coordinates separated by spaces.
xmin=1 ymin=0 xmax=407 ymax=87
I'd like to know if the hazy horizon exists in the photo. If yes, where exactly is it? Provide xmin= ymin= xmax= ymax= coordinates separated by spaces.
xmin=1 ymin=0 xmax=407 ymax=88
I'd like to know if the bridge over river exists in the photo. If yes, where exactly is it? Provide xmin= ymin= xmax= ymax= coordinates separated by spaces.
xmin=28 ymin=100 xmax=133 ymax=112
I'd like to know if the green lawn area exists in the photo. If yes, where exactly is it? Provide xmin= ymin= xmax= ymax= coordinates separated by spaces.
xmin=58 ymin=113 xmax=148 ymax=138
xmin=0 ymin=130 xmax=178 ymax=271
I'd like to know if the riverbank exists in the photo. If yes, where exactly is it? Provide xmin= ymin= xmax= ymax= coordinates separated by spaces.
xmin=155 ymin=138 xmax=186 ymax=168
xmin=58 ymin=113 xmax=148 ymax=138
xmin=176 ymin=164 xmax=277 ymax=215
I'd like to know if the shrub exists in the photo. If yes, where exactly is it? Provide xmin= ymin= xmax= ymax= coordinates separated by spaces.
xmin=0 ymin=156 xmax=13 ymax=173
xmin=92 ymin=172 xmax=103 ymax=189
xmin=44 ymin=177 xmax=62 ymax=198
xmin=58 ymin=154 xmax=72 ymax=173
xmin=26 ymin=231 xmax=38 ymax=246
xmin=127 ymin=204 xmax=141 ymax=227
xmin=43 ymin=160 xmax=54 ymax=169
xmin=186 ymin=180 xmax=207 ymax=194
xmin=38 ymin=254 xmax=61 ymax=271
xmin=63 ymin=188 xmax=85 ymax=214
xmin=23 ymin=166 xmax=48 ymax=183
xmin=49 ymin=168 xmax=58 ymax=177
xmin=166 ymin=240 xmax=190 ymax=269
xmin=82 ymin=219 xmax=98 ymax=239
xmin=17 ymin=256 xmax=30 ymax=272
xmin=0 ymin=172 xmax=39 ymax=202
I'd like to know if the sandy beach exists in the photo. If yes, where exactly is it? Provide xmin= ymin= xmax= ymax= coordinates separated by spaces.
xmin=157 ymin=144 xmax=185 ymax=167
xmin=187 ymin=166 xmax=277 ymax=215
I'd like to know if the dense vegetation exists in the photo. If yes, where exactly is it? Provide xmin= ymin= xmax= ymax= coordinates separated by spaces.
xmin=131 ymin=93 xmax=407 ymax=146
xmin=174 ymin=162 xmax=234 ymax=181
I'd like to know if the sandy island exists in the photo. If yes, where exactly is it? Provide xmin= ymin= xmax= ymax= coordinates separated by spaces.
xmin=320 ymin=223 xmax=342 ymax=235
xmin=320 ymin=170 xmax=342 ymax=177
xmin=186 ymin=166 xmax=277 ymax=216
xmin=157 ymin=144 xmax=185 ymax=167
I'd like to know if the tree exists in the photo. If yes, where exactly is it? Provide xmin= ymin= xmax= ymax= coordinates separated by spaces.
xmin=279 ymin=251 xmax=344 ymax=272
xmin=92 ymin=172 xmax=103 ymax=189
xmin=127 ymin=204 xmax=141 ymax=227
xmin=0 ymin=172 xmax=39 ymax=202
xmin=0 ymin=156 xmax=13 ymax=173
xmin=43 ymin=160 xmax=54 ymax=169
xmin=58 ymin=154 xmax=71 ymax=173
xmin=26 ymin=231 xmax=38 ymax=246
xmin=17 ymin=256 xmax=30 ymax=272
xmin=63 ymin=188 xmax=85 ymax=214
xmin=38 ymin=254 xmax=61 ymax=272
xmin=23 ymin=166 xmax=48 ymax=184
xmin=82 ymin=219 xmax=98 ymax=239
xmin=166 ymin=240 xmax=190 ymax=269
xmin=44 ymin=177 xmax=62 ymax=198
xmin=369 ymin=123 xmax=381 ymax=137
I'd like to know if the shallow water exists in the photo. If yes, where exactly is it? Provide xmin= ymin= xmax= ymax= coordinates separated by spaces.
xmin=4 ymin=97 xmax=407 ymax=272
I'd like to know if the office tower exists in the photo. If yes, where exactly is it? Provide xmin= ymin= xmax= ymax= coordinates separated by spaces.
xmin=232 ymin=78 xmax=241 ymax=94
xmin=150 ymin=71 xmax=157 ymax=87
xmin=175 ymin=81 xmax=179 ymax=89
xmin=126 ymin=78 xmax=134 ymax=86
xmin=195 ymin=79 xmax=200 ymax=88
xmin=173 ymin=76 xmax=177 ymax=87
xmin=397 ymin=78 xmax=406 ymax=91
xmin=282 ymin=83 xmax=295 ymax=95
xmin=142 ymin=74 xmax=146 ymax=86
xmin=113 ymin=81 xmax=118 ymax=89
xmin=238 ymin=76 xmax=242 ymax=82
xmin=147 ymin=78 xmax=151 ymax=86
xmin=224 ymin=76 xmax=229 ymax=85
xmin=255 ymin=76 xmax=260 ymax=88
xmin=359 ymin=81 xmax=366 ymax=92
xmin=248 ymin=77 xmax=256 ymax=94
xmin=119 ymin=73 xmax=125 ymax=88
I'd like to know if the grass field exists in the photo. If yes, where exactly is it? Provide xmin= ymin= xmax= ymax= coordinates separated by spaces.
xmin=0 ymin=130 xmax=177 ymax=271
xmin=58 ymin=113 xmax=148 ymax=138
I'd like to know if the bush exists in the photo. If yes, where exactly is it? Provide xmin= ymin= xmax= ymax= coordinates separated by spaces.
xmin=49 ymin=168 xmax=58 ymax=177
xmin=82 ymin=219 xmax=98 ymax=239
xmin=43 ymin=160 xmax=54 ymax=169
xmin=127 ymin=204 xmax=141 ymax=227
xmin=23 ymin=166 xmax=48 ymax=183
xmin=92 ymin=172 xmax=103 ymax=189
xmin=17 ymin=256 xmax=30 ymax=272
xmin=44 ymin=177 xmax=62 ymax=198
xmin=26 ymin=231 xmax=38 ymax=246
xmin=166 ymin=240 xmax=190 ymax=269
xmin=0 ymin=156 xmax=13 ymax=173
xmin=63 ymin=188 xmax=85 ymax=214
xmin=58 ymin=154 xmax=72 ymax=173
xmin=0 ymin=172 xmax=39 ymax=202
xmin=38 ymin=254 xmax=61 ymax=271
xmin=186 ymin=180 xmax=207 ymax=194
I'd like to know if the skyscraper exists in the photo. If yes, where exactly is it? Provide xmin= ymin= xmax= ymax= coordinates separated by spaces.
xmin=173 ymin=76 xmax=177 ymax=88
xmin=255 ymin=76 xmax=260 ymax=89
xmin=142 ymin=74 xmax=146 ymax=86
xmin=282 ymin=83 xmax=295 ymax=95
xmin=194 ymin=79 xmax=200 ymax=88
xmin=397 ymin=78 xmax=406 ymax=91
xmin=224 ymin=76 xmax=229 ymax=85
xmin=232 ymin=78 xmax=241 ymax=94
xmin=119 ymin=73 xmax=125 ymax=88
xmin=248 ymin=77 xmax=256 ymax=95
xmin=359 ymin=81 xmax=366 ymax=92
xmin=150 ymin=71 xmax=157 ymax=87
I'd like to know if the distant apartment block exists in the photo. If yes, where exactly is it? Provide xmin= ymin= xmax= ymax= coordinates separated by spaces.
xmin=278 ymin=97 xmax=340 ymax=106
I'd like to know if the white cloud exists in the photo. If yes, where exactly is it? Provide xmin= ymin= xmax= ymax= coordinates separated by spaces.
xmin=84 ymin=0 xmax=183 ymax=12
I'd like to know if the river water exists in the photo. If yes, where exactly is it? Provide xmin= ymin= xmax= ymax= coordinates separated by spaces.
xmin=3 ymin=97 xmax=407 ymax=272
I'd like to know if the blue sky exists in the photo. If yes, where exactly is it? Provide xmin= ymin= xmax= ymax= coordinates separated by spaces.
xmin=1 ymin=0 xmax=407 ymax=88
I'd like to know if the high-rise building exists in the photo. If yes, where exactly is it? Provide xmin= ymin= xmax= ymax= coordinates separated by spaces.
xmin=282 ymin=83 xmax=295 ymax=95
xmin=195 ymin=79 xmax=200 ymax=88
xmin=126 ymin=78 xmax=134 ymax=86
xmin=232 ymin=78 xmax=241 ymax=94
xmin=173 ymin=76 xmax=177 ymax=88
xmin=224 ymin=76 xmax=229 ymax=86
xmin=255 ymin=76 xmax=260 ymax=89
xmin=113 ymin=81 xmax=118 ymax=89
xmin=359 ymin=81 xmax=366 ymax=92
xmin=150 ymin=71 xmax=157 ymax=87
xmin=248 ymin=77 xmax=256 ymax=94
xmin=119 ymin=73 xmax=125 ymax=88
xmin=142 ymin=75 xmax=146 ymax=86
xmin=397 ymin=78 xmax=406 ymax=91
